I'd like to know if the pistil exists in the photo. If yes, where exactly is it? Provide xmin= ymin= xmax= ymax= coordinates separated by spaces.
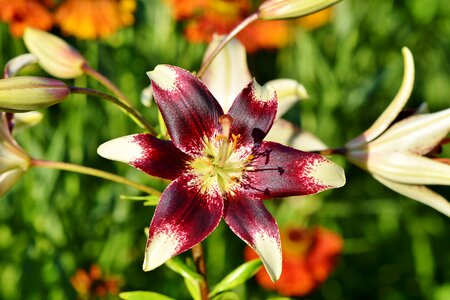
xmin=217 ymin=114 xmax=233 ymax=167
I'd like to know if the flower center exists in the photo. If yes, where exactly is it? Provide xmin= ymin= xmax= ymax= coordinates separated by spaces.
xmin=189 ymin=114 xmax=252 ymax=195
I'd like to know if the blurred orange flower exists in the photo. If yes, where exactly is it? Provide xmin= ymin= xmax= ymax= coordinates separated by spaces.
xmin=244 ymin=226 xmax=343 ymax=297
xmin=71 ymin=264 xmax=121 ymax=299
xmin=166 ymin=0 xmax=333 ymax=52
xmin=54 ymin=0 xmax=136 ymax=39
xmin=0 ymin=0 xmax=54 ymax=37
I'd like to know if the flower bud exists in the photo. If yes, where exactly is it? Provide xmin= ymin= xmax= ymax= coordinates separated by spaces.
xmin=258 ymin=0 xmax=341 ymax=20
xmin=23 ymin=27 xmax=87 ymax=78
xmin=0 ymin=76 xmax=70 ymax=112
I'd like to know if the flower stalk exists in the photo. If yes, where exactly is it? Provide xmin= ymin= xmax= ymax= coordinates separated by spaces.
xmin=192 ymin=243 xmax=209 ymax=300
xmin=82 ymin=64 xmax=133 ymax=106
xmin=197 ymin=13 xmax=258 ymax=78
xmin=69 ymin=86 xmax=156 ymax=135
xmin=31 ymin=159 xmax=161 ymax=196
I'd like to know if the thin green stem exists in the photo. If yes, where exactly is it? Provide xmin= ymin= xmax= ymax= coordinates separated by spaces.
xmin=192 ymin=242 xmax=209 ymax=300
xmin=69 ymin=86 xmax=156 ymax=135
xmin=197 ymin=13 xmax=258 ymax=78
xmin=309 ymin=147 xmax=347 ymax=156
xmin=31 ymin=159 xmax=161 ymax=196
xmin=82 ymin=64 xmax=133 ymax=106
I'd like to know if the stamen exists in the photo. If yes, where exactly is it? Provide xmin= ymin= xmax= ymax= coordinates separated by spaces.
xmin=246 ymin=166 xmax=285 ymax=175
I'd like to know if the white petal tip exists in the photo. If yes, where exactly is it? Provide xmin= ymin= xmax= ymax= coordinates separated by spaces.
xmin=253 ymin=79 xmax=276 ymax=102
xmin=142 ymin=233 xmax=179 ymax=272
xmin=97 ymin=135 xmax=143 ymax=163
xmin=311 ymin=160 xmax=346 ymax=189
xmin=253 ymin=233 xmax=282 ymax=282
xmin=147 ymin=65 xmax=178 ymax=91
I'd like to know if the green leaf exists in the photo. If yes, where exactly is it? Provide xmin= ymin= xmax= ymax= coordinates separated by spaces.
xmin=209 ymin=259 xmax=262 ymax=297
xmin=165 ymin=257 xmax=203 ymax=281
xmin=119 ymin=195 xmax=160 ymax=206
xmin=211 ymin=291 xmax=240 ymax=300
xmin=184 ymin=277 xmax=201 ymax=300
xmin=119 ymin=291 xmax=175 ymax=300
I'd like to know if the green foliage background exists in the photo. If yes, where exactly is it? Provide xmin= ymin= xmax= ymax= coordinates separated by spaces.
xmin=0 ymin=0 xmax=449 ymax=299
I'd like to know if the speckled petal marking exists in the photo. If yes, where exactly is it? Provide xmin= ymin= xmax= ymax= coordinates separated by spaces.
xmin=143 ymin=173 xmax=224 ymax=271
xmin=147 ymin=65 xmax=224 ymax=155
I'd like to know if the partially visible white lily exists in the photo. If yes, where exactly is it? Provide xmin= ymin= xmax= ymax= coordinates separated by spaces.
xmin=346 ymin=47 xmax=450 ymax=216
xmin=0 ymin=112 xmax=31 ymax=197
xmin=201 ymin=35 xmax=308 ymax=118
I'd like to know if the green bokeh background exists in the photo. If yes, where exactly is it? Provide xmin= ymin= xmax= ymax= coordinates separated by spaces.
xmin=0 ymin=0 xmax=449 ymax=299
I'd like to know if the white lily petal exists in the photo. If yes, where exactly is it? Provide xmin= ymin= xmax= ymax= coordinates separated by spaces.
xmin=0 ymin=169 xmax=25 ymax=197
xmin=201 ymin=36 xmax=252 ymax=112
xmin=266 ymin=119 xmax=327 ymax=151
xmin=264 ymin=79 xmax=308 ymax=119
xmin=371 ymin=108 xmax=450 ymax=155
xmin=373 ymin=175 xmax=450 ymax=217
xmin=4 ymin=53 xmax=38 ymax=78
xmin=346 ymin=47 xmax=415 ymax=148
xmin=143 ymin=231 xmax=179 ymax=271
xmin=253 ymin=231 xmax=282 ymax=282
xmin=13 ymin=112 xmax=43 ymax=133
xmin=366 ymin=152 xmax=450 ymax=185
xmin=97 ymin=135 xmax=144 ymax=164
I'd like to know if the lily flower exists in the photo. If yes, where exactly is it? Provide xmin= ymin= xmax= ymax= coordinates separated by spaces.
xmin=0 ymin=112 xmax=31 ymax=197
xmin=98 ymin=65 xmax=345 ymax=281
xmin=346 ymin=47 xmax=450 ymax=216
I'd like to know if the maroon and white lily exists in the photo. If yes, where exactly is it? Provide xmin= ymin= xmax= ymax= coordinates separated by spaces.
xmin=97 ymin=65 xmax=345 ymax=281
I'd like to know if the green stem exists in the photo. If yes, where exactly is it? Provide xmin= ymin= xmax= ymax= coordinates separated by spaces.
xmin=309 ymin=147 xmax=347 ymax=156
xmin=82 ymin=64 xmax=133 ymax=106
xmin=31 ymin=159 xmax=161 ymax=196
xmin=192 ymin=242 xmax=209 ymax=300
xmin=197 ymin=13 xmax=258 ymax=78
xmin=69 ymin=86 xmax=156 ymax=135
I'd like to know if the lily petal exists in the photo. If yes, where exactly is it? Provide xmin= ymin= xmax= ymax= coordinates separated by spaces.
xmin=264 ymin=79 xmax=308 ymax=119
xmin=366 ymin=152 xmax=450 ymax=185
xmin=147 ymin=65 xmax=223 ymax=155
xmin=97 ymin=134 xmax=190 ymax=180
xmin=373 ymin=175 xmax=450 ymax=217
xmin=201 ymin=36 xmax=252 ymax=113
xmin=143 ymin=174 xmax=223 ymax=271
xmin=370 ymin=108 xmax=450 ymax=155
xmin=4 ymin=53 xmax=38 ymax=78
xmin=346 ymin=47 xmax=415 ymax=148
xmin=224 ymin=194 xmax=282 ymax=282
xmin=0 ymin=169 xmax=25 ymax=197
xmin=244 ymin=141 xmax=345 ymax=200
xmin=228 ymin=80 xmax=277 ymax=147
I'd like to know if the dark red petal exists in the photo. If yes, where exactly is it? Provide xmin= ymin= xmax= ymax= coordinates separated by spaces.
xmin=224 ymin=194 xmax=282 ymax=282
xmin=143 ymin=173 xmax=224 ymax=271
xmin=242 ymin=141 xmax=345 ymax=200
xmin=228 ymin=79 xmax=277 ymax=147
xmin=148 ymin=65 xmax=224 ymax=155
xmin=97 ymin=133 xmax=191 ymax=180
